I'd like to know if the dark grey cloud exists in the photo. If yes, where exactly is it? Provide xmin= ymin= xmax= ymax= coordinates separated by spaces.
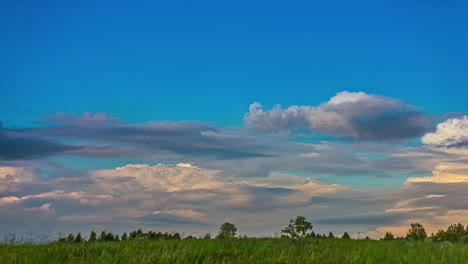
xmin=17 ymin=119 xmax=273 ymax=161
xmin=0 ymin=132 xmax=80 ymax=160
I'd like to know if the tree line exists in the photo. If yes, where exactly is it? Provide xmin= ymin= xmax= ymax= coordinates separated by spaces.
xmin=55 ymin=216 xmax=468 ymax=244
xmin=382 ymin=222 xmax=468 ymax=243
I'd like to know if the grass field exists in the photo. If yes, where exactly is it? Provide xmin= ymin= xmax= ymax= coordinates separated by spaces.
xmin=1 ymin=238 xmax=467 ymax=264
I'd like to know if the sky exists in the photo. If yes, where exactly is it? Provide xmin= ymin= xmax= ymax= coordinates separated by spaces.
xmin=1 ymin=0 xmax=467 ymax=239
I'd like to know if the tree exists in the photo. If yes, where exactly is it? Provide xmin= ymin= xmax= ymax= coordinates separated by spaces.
xmin=342 ymin=232 xmax=351 ymax=239
xmin=121 ymin=232 xmax=128 ymax=241
xmin=217 ymin=222 xmax=237 ymax=239
xmin=382 ymin=232 xmax=395 ymax=240
xmin=105 ymin=232 xmax=115 ymax=241
xmin=446 ymin=223 xmax=465 ymax=242
xmin=66 ymin=233 xmax=75 ymax=243
xmin=406 ymin=223 xmax=427 ymax=241
xmin=281 ymin=216 xmax=313 ymax=239
xmin=328 ymin=232 xmax=335 ymax=239
xmin=74 ymin=233 xmax=83 ymax=243
xmin=88 ymin=231 xmax=97 ymax=242
xmin=98 ymin=231 xmax=109 ymax=242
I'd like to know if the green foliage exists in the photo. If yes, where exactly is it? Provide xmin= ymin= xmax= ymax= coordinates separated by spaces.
xmin=382 ymin=232 xmax=395 ymax=241
xmin=66 ymin=234 xmax=75 ymax=243
xmin=406 ymin=223 xmax=427 ymax=241
xmin=342 ymin=232 xmax=351 ymax=239
xmin=281 ymin=216 xmax=313 ymax=239
xmin=88 ymin=231 xmax=97 ymax=243
xmin=123 ymin=229 xmax=182 ymax=241
xmin=217 ymin=222 xmax=237 ymax=239
xmin=328 ymin=232 xmax=334 ymax=239
xmin=74 ymin=233 xmax=83 ymax=243
xmin=431 ymin=223 xmax=468 ymax=243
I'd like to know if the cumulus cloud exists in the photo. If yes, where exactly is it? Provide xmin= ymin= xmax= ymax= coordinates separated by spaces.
xmin=90 ymin=163 xmax=224 ymax=193
xmin=244 ymin=91 xmax=434 ymax=140
xmin=0 ymin=165 xmax=35 ymax=193
xmin=310 ymin=122 xmax=468 ymax=239
xmin=422 ymin=116 xmax=468 ymax=148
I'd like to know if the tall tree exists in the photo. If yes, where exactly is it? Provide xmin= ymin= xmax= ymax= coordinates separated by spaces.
xmin=406 ymin=223 xmax=427 ymax=241
xmin=98 ymin=231 xmax=107 ymax=242
xmin=342 ymin=232 xmax=351 ymax=239
xmin=66 ymin=233 xmax=75 ymax=243
xmin=217 ymin=222 xmax=237 ymax=239
xmin=281 ymin=216 xmax=313 ymax=239
xmin=382 ymin=232 xmax=395 ymax=240
xmin=88 ymin=231 xmax=97 ymax=242
xmin=74 ymin=233 xmax=83 ymax=243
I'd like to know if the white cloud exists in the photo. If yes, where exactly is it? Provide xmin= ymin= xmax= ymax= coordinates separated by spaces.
xmin=0 ymin=165 xmax=35 ymax=192
xmin=405 ymin=162 xmax=468 ymax=184
xmin=91 ymin=163 xmax=224 ymax=193
xmin=422 ymin=116 xmax=468 ymax=148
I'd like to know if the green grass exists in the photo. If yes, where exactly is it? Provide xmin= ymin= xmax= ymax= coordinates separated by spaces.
xmin=1 ymin=238 xmax=467 ymax=264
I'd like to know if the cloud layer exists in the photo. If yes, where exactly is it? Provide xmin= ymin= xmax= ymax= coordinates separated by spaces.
xmin=0 ymin=93 xmax=466 ymax=239
xmin=0 ymin=163 xmax=357 ymax=237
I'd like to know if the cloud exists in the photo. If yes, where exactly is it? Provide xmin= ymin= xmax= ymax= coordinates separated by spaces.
xmin=135 ymin=213 xmax=208 ymax=226
xmin=317 ymin=212 xmax=409 ymax=225
xmin=406 ymin=162 xmax=468 ymax=184
xmin=244 ymin=91 xmax=434 ymax=140
xmin=0 ymin=165 xmax=35 ymax=193
xmin=0 ymin=162 xmax=360 ymax=237
xmin=43 ymin=112 xmax=120 ymax=127
xmin=90 ymin=163 xmax=224 ymax=193
xmin=422 ymin=116 xmax=468 ymax=148
xmin=17 ymin=119 xmax=272 ymax=161
xmin=0 ymin=131 xmax=80 ymax=160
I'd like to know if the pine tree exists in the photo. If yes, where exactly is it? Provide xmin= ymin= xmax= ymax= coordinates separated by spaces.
xmin=121 ymin=232 xmax=128 ymax=241
xmin=88 ymin=231 xmax=97 ymax=242
xmin=74 ymin=233 xmax=83 ymax=243
xmin=342 ymin=232 xmax=351 ymax=239
xmin=98 ymin=231 xmax=107 ymax=242
xmin=66 ymin=233 xmax=75 ymax=243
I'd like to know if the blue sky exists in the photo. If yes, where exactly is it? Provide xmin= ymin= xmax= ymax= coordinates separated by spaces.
xmin=2 ymin=0 xmax=467 ymax=127
xmin=1 ymin=1 xmax=467 ymax=239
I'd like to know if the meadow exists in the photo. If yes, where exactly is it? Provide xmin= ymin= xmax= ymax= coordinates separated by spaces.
xmin=1 ymin=238 xmax=467 ymax=264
